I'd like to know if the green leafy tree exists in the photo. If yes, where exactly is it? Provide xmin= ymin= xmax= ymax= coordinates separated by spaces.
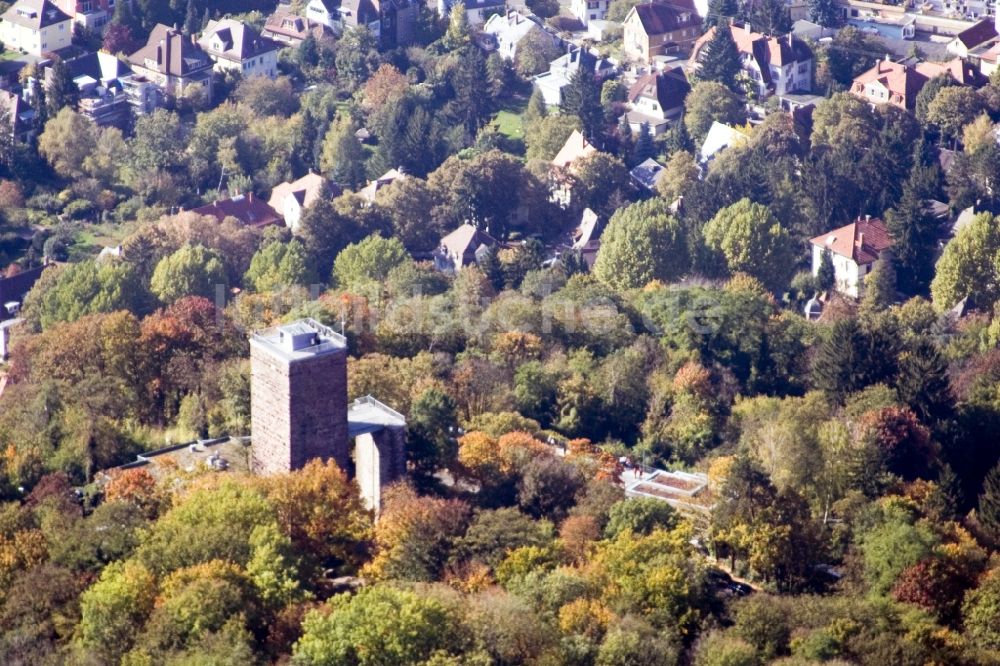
xmin=859 ymin=258 xmax=896 ymax=314
xmin=526 ymin=0 xmax=559 ymax=17
xmin=656 ymin=149 xmax=699 ymax=202
xmin=571 ymin=152 xmax=630 ymax=217
xmin=321 ymin=115 xmax=368 ymax=190
xmin=703 ymin=198 xmax=796 ymax=291
xmin=407 ymin=387 xmax=459 ymax=482
xmin=525 ymin=114 xmax=580 ymax=161
xmin=137 ymin=479 xmax=276 ymax=574
xmin=697 ymin=22 xmax=742 ymax=92
xmin=859 ymin=515 xmax=938 ymax=596
xmin=931 ymin=212 xmax=1000 ymax=310
xmin=150 ymin=244 xmax=228 ymax=304
xmin=75 ymin=560 xmax=157 ymax=663
xmin=604 ymin=498 xmax=679 ymax=539
xmin=244 ymin=239 xmax=316 ymax=292
xmin=37 ymin=108 xmax=99 ymax=179
xmin=962 ymin=566 xmax=1000 ymax=650
xmin=332 ymin=234 xmax=409 ymax=291
xmin=515 ymin=26 xmax=559 ymax=76
xmin=915 ymin=74 xmax=957 ymax=122
xmin=593 ymin=198 xmax=688 ymax=289
xmin=684 ymin=81 xmax=744 ymax=145
xmin=294 ymin=585 xmax=468 ymax=665
xmin=927 ymin=86 xmax=984 ymax=144
xmin=608 ymin=0 xmax=643 ymax=21
xmin=21 ymin=260 xmax=145 ymax=330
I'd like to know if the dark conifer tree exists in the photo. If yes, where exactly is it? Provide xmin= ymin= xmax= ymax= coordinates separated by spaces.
xmin=705 ymin=0 xmax=739 ymax=28
xmin=45 ymin=58 xmax=78 ymax=118
xmin=561 ymin=67 xmax=603 ymax=140
xmin=184 ymin=0 xmax=199 ymax=35
xmin=817 ymin=249 xmax=835 ymax=291
xmin=697 ymin=22 xmax=743 ymax=92
xmin=632 ymin=122 xmax=656 ymax=166
xmin=978 ymin=461 xmax=1000 ymax=543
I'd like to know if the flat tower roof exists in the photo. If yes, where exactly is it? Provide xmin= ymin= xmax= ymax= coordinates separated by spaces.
xmin=348 ymin=395 xmax=406 ymax=436
xmin=249 ymin=318 xmax=347 ymax=363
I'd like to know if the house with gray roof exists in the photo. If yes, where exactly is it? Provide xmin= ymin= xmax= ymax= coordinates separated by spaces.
xmin=484 ymin=10 xmax=555 ymax=61
xmin=199 ymin=19 xmax=281 ymax=78
xmin=0 ymin=0 xmax=72 ymax=56
xmin=125 ymin=24 xmax=214 ymax=112
xmin=534 ymin=45 xmax=616 ymax=105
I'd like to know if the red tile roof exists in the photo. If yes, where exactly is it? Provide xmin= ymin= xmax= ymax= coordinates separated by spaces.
xmin=810 ymin=216 xmax=893 ymax=265
xmin=191 ymin=194 xmax=283 ymax=228
xmin=850 ymin=58 xmax=929 ymax=110
xmin=690 ymin=23 xmax=812 ymax=86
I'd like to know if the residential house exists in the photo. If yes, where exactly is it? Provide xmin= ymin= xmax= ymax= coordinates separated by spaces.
xmin=125 ymin=24 xmax=213 ymax=112
xmin=699 ymin=120 xmax=748 ymax=163
xmin=190 ymin=194 xmax=283 ymax=229
xmin=623 ymin=67 xmax=690 ymax=135
xmin=262 ymin=5 xmax=332 ymax=46
xmin=850 ymin=57 xmax=983 ymax=111
xmin=622 ymin=0 xmax=701 ymax=64
xmin=199 ymin=19 xmax=281 ymax=78
xmin=810 ymin=215 xmax=893 ymax=299
xmin=484 ymin=11 xmax=554 ymax=61
xmin=53 ymin=50 xmax=131 ymax=127
xmin=0 ymin=0 xmax=72 ymax=56
xmin=303 ymin=0 xmax=416 ymax=49
xmin=437 ymin=0 xmax=505 ymax=25
xmin=53 ymin=0 xmax=113 ymax=32
xmin=434 ymin=223 xmax=498 ymax=272
xmin=570 ymin=208 xmax=602 ymax=269
xmin=630 ymin=157 xmax=667 ymax=192
xmin=850 ymin=58 xmax=929 ymax=110
xmin=0 ymin=263 xmax=48 ymax=322
xmin=690 ymin=23 xmax=813 ymax=97
xmin=978 ymin=42 xmax=1000 ymax=76
xmin=920 ymin=56 xmax=987 ymax=86
xmin=947 ymin=17 xmax=998 ymax=57
xmin=534 ymin=46 xmax=616 ymax=106
xmin=791 ymin=18 xmax=835 ymax=41
xmin=787 ymin=0 xmax=809 ymax=21
xmin=0 ymin=89 xmax=36 ymax=142
xmin=551 ymin=129 xmax=597 ymax=207
xmin=571 ymin=0 xmax=611 ymax=28
xmin=268 ymin=173 xmax=340 ymax=232
xmin=552 ymin=129 xmax=597 ymax=170
xmin=360 ymin=167 xmax=406 ymax=202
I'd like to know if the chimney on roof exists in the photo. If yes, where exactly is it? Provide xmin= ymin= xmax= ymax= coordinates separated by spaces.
xmin=157 ymin=43 xmax=163 ymax=65
xmin=865 ymin=214 xmax=871 ymax=222
xmin=859 ymin=232 xmax=865 ymax=246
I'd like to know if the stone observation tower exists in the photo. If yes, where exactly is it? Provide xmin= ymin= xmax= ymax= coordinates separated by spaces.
xmin=249 ymin=318 xmax=405 ymax=509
